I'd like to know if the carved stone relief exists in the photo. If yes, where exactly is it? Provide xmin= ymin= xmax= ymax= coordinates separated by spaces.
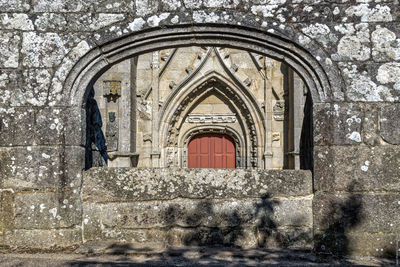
xmin=103 ymin=81 xmax=121 ymax=102
xmin=106 ymin=112 xmax=119 ymax=151
xmin=186 ymin=114 xmax=237 ymax=123
xmin=273 ymin=100 xmax=285 ymax=121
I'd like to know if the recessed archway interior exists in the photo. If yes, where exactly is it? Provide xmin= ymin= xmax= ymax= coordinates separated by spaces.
xmin=85 ymin=45 xmax=313 ymax=170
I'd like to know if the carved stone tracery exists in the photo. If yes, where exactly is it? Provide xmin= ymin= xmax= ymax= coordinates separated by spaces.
xmin=164 ymin=77 xmax=260 ymax=168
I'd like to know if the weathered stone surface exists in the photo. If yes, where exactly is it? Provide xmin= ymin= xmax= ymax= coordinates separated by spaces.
xmin=21 ymin=32 xmax=68 ymax=68
xmin=32 ymin=0 xmax=88 ymax=12
xmin=313 ymin=192 xmax=400 ymax=234
xmin=67 ymin=13 xmax=126 ymax=32
xmin=339 ymin=62 xmax=398 ymax=102
xmin=82 ymin=226 xmax=312 ymax=249
xmin=314 ymin=145 xmax=400 ymax=192
xmin=135 ymin=0 xmax=158 ymax=16
xmin=90 ymin=0 xmax=134 ymax=12
xmin=83 ymin=168 xmax=312 ymax=202
xmin=0 ymin=69 xmax=52 ymax=107
xmin=380 ymin=104 xmax=400 ymax=145
xmin=14 ymin=191 xmax=81 ymax=229
xmin=0 ymin=0 xmax=30 ymax=12
xmin=0 ymin=190 xmax=15 ymax=233
xmin=0 ymin=14 xmax=34 ymax=31
xmin=34 ymin=13 xmax=68 ymax=32
xmin=84 ymin=197 xmax=312 ymax=229
xmin=0 ymin=107 xmax=83 ymax=146
xmin=4 ymin=229 xmax=81 ymax=249
xmin=371 ymin=25 xmax=400 ymax=62
xmin=35 ymin=107 xmax=83 ymax=146
xmin=362 ymin=104 xmax=379 ymax=146
xmin=314 ymin=102 xmax=363 ymax=145
xmin=346 ymin=232 xmax=398 ymax=257
xmin=0 ymin=146 xmax=84 ymax=190
xmin=0 ymin=32 xmax=20 ymax=68
xmin=0 ymin=108 xmax=35 ymax=146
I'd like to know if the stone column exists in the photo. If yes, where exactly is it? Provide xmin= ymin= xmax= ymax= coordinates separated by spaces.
xmin=151 ymin=51 xmax=161 ymax=167
xmin=129 ymin=57 xmax=139 ymax=166
xmin=293 ymin=72 xmax=305 ymax=170
xmin=263 ymin=57 xmax=273 ymax=169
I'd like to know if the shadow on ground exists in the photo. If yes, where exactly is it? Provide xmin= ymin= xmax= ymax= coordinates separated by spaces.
xmin=63 ymin=244 xmax=394 ymax=266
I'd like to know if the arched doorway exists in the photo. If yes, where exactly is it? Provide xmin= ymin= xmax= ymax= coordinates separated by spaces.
xmin=188 ymin=133 xmax=235 ymax=169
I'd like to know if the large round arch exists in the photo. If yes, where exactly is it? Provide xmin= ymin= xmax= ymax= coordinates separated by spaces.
xmin=64 ymin=24 xmax=341 ymax=108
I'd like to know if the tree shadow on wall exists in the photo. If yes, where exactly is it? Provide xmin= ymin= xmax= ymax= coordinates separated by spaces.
xmin=66 ymin=192 xmax=388 ymax=266
xmin=315 ymin=181 xmax=363 ymax=258
xmin=161 ymin=194 xmax=311 ymax=250
xmin=315 ymin=181 xmax=397 ymax=264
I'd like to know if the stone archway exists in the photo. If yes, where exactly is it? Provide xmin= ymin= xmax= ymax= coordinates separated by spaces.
xmin=160 ymin=73 xmax=263 ymax=168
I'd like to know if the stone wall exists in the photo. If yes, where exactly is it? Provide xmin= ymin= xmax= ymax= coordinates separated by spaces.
xmin=82 ymin=168 xmax=313 ymax=248
xmin=0 ymin=0 xmax=400 ymax=257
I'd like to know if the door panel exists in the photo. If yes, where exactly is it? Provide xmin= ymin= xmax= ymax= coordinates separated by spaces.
xmin=188 ymin=134 xmax=235 ymax=169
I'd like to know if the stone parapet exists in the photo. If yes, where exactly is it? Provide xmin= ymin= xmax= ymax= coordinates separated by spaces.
xmin=83 ymin=168 xmax=313 ymax=202
xmin=82 ymin=168 xmax=313 ymax=248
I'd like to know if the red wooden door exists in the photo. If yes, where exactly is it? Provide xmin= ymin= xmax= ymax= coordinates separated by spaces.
xmin=188 ymin=134 xmax=235 ymax=168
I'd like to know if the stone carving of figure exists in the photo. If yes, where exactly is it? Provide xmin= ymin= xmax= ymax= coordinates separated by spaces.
xmin=106 ymin=111 xmax=118 ymax=151
xmin=85 ymin=87 xmax=108 ymax=169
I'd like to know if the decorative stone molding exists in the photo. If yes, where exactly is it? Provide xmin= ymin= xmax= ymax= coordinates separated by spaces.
xmin=186 ymin=113 xmax=237 ymax=123
xmin=103 ymin=80 xmax=121 ymax=102
xmin=243 ymin=78 xmax=252 ymax=87
xmin=273 ymin=100 xmax=285 ymax=121
xmin=231 ymin=64 xmax=238 ymax=72
xmin=169 ymin=81 xmax=176 ymax=89
xmin=185 ymin=66 xmax=193 ymax=74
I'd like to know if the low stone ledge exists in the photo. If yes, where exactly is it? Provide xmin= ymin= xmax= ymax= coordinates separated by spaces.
xmin=4 ymin=229 xmax=82 ymax=249
xmin=82 ymin=168 xmax=312 ymax=202
xmin=82 ymin=226 xmax=313 ymax=249
xmin=83 ymin=197 xmax=312 ymax=230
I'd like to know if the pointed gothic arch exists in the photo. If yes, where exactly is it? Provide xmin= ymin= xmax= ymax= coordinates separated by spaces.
xmin=159 ymin=72 xmax=264 ymax=168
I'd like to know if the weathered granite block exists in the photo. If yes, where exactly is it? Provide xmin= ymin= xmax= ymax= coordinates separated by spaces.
xmin=0 ymin=31 xmax=20 ymax=68
xmin=0 ymin=190 xmax=15 ymax=234
xmin=314 ymin=102 xmax=363 ymax=146
xmin=314 ymin=145 xmax=400 ymax=192
xmin=315 ymin=231 xmax=398 ymax=257
xmin=82 ymin=168 xmax=312 ymax=202
xmin=88 ymin=197 xmax=312 ymax=229
xmin=0 ymin=107 xmax=83 ymax=146
xmin=82 ymin=203 xmax=102 ymax=241
xmin=380 ymin=104 xmax=400 ymax=145
xmin=313 ymin=192 xmax=400 ymax=234
xmin=4 ymin=229 xmax=81 ymax=249
xmin=14 ymin=191 xmax=81 ymax=229
xmin=35 ymin=107 xmax=84 ymax=146
xmin=0 ymin=108 xmax=35 ymax=147
xmin=346 ymin=232 xmax=398 ymax=257
xmin=362 ymin=104 xmax=379 ymax=146
xmin=0 ymin=146 xmax=84 ymax=190
xmin=0 ymin=0 xmax=30 ymax=12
